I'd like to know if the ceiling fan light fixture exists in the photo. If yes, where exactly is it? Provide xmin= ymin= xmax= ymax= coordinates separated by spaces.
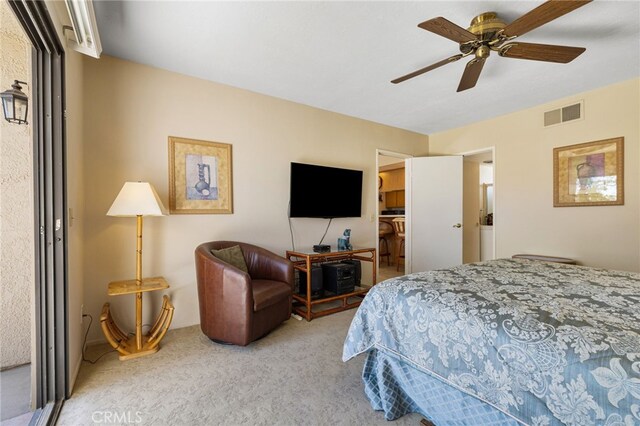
xmin=475 ymin=45 xmax=491 ymax=59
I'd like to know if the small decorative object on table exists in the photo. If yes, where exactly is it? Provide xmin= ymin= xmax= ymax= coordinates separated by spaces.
xmin=338 ymin=229 xmax=352 ymax=250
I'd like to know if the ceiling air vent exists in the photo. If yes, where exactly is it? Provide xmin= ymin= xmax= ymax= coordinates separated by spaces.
xmin=544 ymin=101 xmax=583 ymax=127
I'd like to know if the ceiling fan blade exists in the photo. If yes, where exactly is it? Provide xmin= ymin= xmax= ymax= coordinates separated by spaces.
xmin=499 ymin=42 xmax=586 ymax=63
xmin=391 ymin=54 xmax=464 ymax=84
xmin=503 ymin=0 xmax=592 ymax=38
xmin=418 ymin=17 xmax=478 ymax=43
xmin=457 ymin=58 xmax=486 ymax=92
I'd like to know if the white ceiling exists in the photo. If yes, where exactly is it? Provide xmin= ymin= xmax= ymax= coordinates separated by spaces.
xmin=93 ymin=1 xmax=640 ymax=135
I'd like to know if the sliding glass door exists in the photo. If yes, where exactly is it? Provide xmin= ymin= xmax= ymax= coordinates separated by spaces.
xmin=7 ymin=0 xmax=68 ymax=423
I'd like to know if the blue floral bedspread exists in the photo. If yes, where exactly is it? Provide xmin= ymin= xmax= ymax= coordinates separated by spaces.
xmin=343 ymin=259 xmax=640 ymax=425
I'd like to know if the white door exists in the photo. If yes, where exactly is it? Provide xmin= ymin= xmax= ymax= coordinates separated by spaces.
xmin=406 ymin=156 xmax=463 ymax=273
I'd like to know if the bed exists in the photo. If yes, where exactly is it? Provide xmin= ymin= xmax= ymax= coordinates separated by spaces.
xmin=342 ymin=259 xmax=640 ymax=425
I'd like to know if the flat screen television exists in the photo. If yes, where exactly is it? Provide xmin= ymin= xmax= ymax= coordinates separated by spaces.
xmin=289 ymin=162 xmax=363 ymax=218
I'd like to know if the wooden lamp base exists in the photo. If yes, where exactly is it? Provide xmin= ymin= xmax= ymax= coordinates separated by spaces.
xmin=100 ymin=293 xmax=174 ymax=361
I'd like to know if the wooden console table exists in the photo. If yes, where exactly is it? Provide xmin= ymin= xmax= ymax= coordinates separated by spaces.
xmin=286 ymin=248 xmax=376 ymax=321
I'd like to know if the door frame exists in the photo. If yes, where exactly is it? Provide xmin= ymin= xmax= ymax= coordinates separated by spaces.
xmin=457 ymin=147 xmax=496 ymax=260
xmin=375 ymin=149 xmax=412 ymax=280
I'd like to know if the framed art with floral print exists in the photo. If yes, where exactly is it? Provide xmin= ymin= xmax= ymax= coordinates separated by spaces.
xmin=168 ymin=136 xmax=233 ymax=214
xmin=553 ymin=137 xmax=624 ymax=207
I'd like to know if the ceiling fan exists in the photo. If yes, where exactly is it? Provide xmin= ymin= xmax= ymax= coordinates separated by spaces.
xmin=392 ymin=0 xmax=592 ymax=92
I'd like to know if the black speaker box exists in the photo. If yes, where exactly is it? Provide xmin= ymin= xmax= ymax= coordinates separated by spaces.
xmin=297 ymin=266 xmax=323 ymax=296
xmin=321 ymin=262 xmax=356 ymax=295
xmin=326 ymin=277 xmax=355 ymax=295
xmin=340 ymin=260 xmax=361 ymax=285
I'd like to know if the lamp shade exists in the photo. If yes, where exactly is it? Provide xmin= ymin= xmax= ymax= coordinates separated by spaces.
xmin=107 ymin=182 xmax=168 ymax=217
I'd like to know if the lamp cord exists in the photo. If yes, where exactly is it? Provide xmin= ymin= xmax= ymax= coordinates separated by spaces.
xmin=82 ymin=314 xmax=116 ymax=364
xmin=81 ymin=314 xmax=153 ymax=363
xmin=318 ymin=218 xmax=333 ymax=245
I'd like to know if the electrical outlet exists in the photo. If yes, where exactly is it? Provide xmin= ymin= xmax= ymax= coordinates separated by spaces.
xmin=80 ymin=304 xmax=84 ymax=323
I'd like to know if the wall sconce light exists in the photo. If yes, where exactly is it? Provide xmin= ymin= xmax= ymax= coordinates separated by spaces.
xmin=1 ymin=80 xmax=29 ymax=125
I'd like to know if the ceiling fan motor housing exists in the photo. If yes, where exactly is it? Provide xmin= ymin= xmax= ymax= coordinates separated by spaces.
xmin=468 ymin=12 xmax=506 ymax=39
xmin=459 ymin=12 xmax=506 ymax=55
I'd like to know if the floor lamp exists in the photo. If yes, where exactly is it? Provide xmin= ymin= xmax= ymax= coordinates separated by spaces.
xmin=101 ymin=182 xmax=175 ymax=360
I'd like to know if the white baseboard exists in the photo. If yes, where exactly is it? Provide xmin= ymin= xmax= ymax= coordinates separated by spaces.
xmin=69 ymin=356 xmax=82 ymax=394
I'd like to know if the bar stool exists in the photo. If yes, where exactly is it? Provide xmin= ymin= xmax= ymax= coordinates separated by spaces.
xmin=392 ymin=217 xmax=405 ymax=272
xmin=378 ymin=221 xmax=393 ymax=266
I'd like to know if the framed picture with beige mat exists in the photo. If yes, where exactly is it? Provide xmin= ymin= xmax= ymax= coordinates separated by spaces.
xmin=553 ymin=137 xmax=624 ymax=207
xmin=168 ymin=136 xmax=233 ymax=214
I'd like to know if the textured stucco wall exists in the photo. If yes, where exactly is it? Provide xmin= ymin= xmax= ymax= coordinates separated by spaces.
xmin=0 ymin=1 xmax=33 ymax=369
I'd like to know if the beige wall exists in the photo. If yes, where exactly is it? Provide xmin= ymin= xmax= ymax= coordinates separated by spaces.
xmin=429 ymin=78 xmax=640 ymax=272
xmin=0 ymin=0 xmax=33 ymax=369
xmin=82 ymin=56 xmax=428 ymax=342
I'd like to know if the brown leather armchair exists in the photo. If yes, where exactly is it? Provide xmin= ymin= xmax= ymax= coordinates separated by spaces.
xmin=195 ymin=241 xmax=293 ymax=346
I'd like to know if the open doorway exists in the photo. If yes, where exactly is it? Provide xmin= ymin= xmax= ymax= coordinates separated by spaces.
xmin=0 ymin=1 xmax=34 ymax=423
xmin=375 ymin=148 xmax=494 ymax=279
xmin=376 ymin=150 xmax=411 ymax=282
xmin=461 ymin=148 xmax=495 ymax=263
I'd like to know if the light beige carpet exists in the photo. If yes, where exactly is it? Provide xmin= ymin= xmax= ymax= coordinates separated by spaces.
xmin=58 ymin=310 xmax=420 ymax=425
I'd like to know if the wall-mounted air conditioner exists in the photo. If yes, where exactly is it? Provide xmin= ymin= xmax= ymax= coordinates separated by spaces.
xmin=63 ymin=0 xmax=102 ymax=58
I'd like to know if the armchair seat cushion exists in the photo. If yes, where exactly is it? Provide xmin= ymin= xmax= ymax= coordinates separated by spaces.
xmin=252 ymin=280 xmax=291 ymax=312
